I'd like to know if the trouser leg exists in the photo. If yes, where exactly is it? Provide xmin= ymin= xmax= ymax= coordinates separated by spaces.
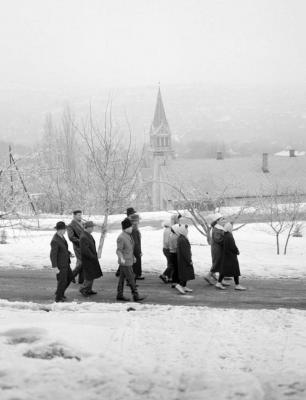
xmin=132 ymin=256 xmax=142 ymax=277
xmin=123 ymin=265 xmax=138 ymax=296
xmin=180 ymin=280 xmax=187 ymax=287
xmin=163 ymin=248 xmax=173 ymax=278
xmin=117 ymin=266 xmax=125 ymax=297
xmin=170 ymin=253 xmax=179 ymax=284
xmin=234 ymin=276 xmax=239 ymax=285
xmin=56 ymin=268 xmax=69 ymax=300
xmin=218 ymin=274 xmax=225 ymax=283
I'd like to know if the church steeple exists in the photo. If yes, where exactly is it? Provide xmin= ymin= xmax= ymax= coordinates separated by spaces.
xmin=149 ymin=86 xmax=173 ymax=156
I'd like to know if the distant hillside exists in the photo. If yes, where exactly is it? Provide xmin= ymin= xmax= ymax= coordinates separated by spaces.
xmin=1 ymin=83 xmax=306 ymax=149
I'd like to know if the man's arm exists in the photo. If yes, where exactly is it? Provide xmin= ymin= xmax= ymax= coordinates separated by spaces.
xmin=50 ymin=240 xmax=59 ymax=270
xmin=67 ymin=225 xmax=80 ymax=246
xmin=116 ymin=236 xmax=125 ymax=264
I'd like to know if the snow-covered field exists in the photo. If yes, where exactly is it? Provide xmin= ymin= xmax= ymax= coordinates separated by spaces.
xmin=0 ymin=300 xmax=305 ymax=400
xmin=1 ymin=216 xmax=306 ymax=278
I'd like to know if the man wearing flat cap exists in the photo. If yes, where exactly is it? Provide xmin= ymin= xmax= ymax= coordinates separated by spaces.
xmin=79 ymin=221 xmax=103 ymax=296
xmin=50 ymin=221 xmax=74 ymax=302
xmin=67 ymin=210 xmax=85 ymax=284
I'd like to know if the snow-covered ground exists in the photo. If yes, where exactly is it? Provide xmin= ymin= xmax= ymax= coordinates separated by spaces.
xmin=0 ymin=300 xmax=305 ymax=400
xmin=1 ymin=219 xmax=306 ymax=278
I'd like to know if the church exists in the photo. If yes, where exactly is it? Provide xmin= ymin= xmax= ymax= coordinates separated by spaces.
xmin=140 ymin=87 xmax=306 ymax=211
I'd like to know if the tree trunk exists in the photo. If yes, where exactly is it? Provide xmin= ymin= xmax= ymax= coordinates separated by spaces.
xmin=97 ymin=213 xmax=108 ymax=259
xmin=276 ymin=233 xmax=280 ymax=255
xmin=284 ymin=225 xmax=294 ymax=255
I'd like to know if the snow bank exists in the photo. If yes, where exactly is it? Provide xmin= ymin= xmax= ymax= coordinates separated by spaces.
xmin=0 ymin=300 xmax=305 ymax=399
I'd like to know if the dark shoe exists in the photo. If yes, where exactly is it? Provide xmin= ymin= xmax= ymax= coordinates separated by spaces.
xmin=136 ymin=276 xmax=145 ymax=280
xmin=79 ymin=288 xmax=90 ymax=297
xmin=78 ymin=280 xmax=84 ymax=285
xmin=55 ymin=298 xmax=66 ymax=303
xmin=133 ymin=295 xmax=146 ymax=302
xmin=116 ymin=296 xmax=130 ymax=302
xmin=88 ymin=290 xmax=97 ymax=295
xmin=159 ymin=274 xmax=168 ymax=284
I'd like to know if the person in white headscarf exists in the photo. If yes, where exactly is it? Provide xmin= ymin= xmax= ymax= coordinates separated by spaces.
xmin=204 ymin=213 xmax=226 ymax=285
xmin=215 ymin=222 xmax=246 ymax=291
xmin=159 ymin=213 xmax=182 ymax=284
xmin=176 ymin=224 xmax=195 ymax=294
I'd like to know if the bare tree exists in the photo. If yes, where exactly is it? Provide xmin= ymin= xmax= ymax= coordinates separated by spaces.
xmin=74 ymin=102 xmax=142 ymax=258
xmin=257 ymin=189 xmax=304 ymax=255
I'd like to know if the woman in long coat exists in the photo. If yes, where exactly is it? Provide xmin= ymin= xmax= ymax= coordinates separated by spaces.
xmin=204 ymin=213 xmax=226 ymax=285
xmin=175 ymin=225 xmax=195 ymax=294
xmin=216 ymin=222 xmax=246 ymax=291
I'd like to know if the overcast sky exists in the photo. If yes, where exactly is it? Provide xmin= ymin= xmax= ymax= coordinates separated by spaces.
xmin=0 ymin=0 xmax=305 ymax=92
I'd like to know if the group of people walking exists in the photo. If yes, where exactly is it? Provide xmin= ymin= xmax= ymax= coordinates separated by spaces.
xmin=50 ymin=208 xmax=245 ymax=303
xmin=159 ymin=212 xmax=246 ymax=292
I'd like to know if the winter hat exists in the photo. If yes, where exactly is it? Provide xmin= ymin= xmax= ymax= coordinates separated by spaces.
xmin=207 ymin=213 xmax=223 ymax=225
xmin=121 ymin=218 xmax=133 ymax=230
xmin=126 ymin=207 xmax=137 ymax=217
xmin=129 ymin=213 xmax=140 ymax=222
xmin=84 ymin=221 xmax=94 ymax=229
xmin=73 ymin=210 xmax=82 ymax=215
xmin=54 ymin=221 xmax=66 ymax=230
xmin=170 ymin=213 xmax=182 ymax=225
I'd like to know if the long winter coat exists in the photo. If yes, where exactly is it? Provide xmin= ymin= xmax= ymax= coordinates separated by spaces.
xmin=50 ymin=234 xmax=71 ymax=270
xmin=79 ymin=231 xmax=103 ymax=280
xmin=177 ymin=235 xmax=195 ymax=282
xmin=221 ymin=232 xmax=241 ymax=277
xmin=67 ymin=220 xmax=84 ymax=259
xmin=210 ymin=227 xmax=225 ymax=273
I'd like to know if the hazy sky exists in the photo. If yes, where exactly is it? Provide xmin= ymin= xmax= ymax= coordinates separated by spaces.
xmin=0 ymin=0 xmax=306 ymax=91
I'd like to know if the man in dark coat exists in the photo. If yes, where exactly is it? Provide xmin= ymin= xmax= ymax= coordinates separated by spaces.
xmin=216 ymin=222 xmax=246 ymax=290
xmin=50 ymin=221 xmax=74 ymax=302
xmin=67 ymin=210 xmax=85 ymax=284
xmin=130 ymin=213 xmax=144 ymax=280
xmin=176 ymin=225 xmax=195 ymax=294
xmin=79 ymin=221 xmax=103 ymax=296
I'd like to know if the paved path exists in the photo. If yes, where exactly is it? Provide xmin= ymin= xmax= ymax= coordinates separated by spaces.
xmin=0 ymin=269 xmax=305 ymax=309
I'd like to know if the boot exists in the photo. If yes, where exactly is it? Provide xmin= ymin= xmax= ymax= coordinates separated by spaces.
xmin=133 ymin=293 xmax=146 ymax=302
xmin=116 ymin=295 xmax=130 ymax=302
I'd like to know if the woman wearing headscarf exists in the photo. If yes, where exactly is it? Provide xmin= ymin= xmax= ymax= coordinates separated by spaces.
xmin=216 ymin=222 xmax=246 ymax=290
xmin=204 ymin=213 xmax=226 ymax=285
xmin=176 ymin=224 xmax=195 ymax=294
xmin=159 ymin=213 xmax=182 ymax=284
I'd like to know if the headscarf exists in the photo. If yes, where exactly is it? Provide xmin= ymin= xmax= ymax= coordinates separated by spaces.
xmin=178 ymin=224 xmax=188 ymax=237
xmin=224 ymin=222 xmax=233 ymax=233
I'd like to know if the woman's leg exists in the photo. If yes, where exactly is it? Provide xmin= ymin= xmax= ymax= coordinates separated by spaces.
xmin=234 ymin=276 xmax=239 ymax=285
xmin=218 ymin=274 xmax=225 ymax=283
xmin=171 ymin=254 xmax=179 ymax=284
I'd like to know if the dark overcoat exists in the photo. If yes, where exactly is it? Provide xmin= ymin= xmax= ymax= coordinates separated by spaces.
xmin=210 ymin=227 xmax=224 ymax=273
xmin=67 ymin=220 xmax=84 ymax=259
xmin=131 ymin=227 xmax=142 ymax=276
xmin=79 ymin=231 xmax=103 ymax=280
xmin=177 ymin=235 xmax=195 ymax=282
xmin=221 ymin=232 xmax=241 ymax=277
xmin=50 ymin=234 xmax=71 ymax=270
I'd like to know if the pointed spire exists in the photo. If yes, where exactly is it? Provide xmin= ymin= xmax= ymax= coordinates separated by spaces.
xmin=151 ymin=86 xmax=169 ymax=130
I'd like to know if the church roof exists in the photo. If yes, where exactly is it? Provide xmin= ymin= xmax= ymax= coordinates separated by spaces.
xmin=150 ymin=87 xmax=170 ymax=134
xmin=159 ymin=155 xmax=306 ymax=200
